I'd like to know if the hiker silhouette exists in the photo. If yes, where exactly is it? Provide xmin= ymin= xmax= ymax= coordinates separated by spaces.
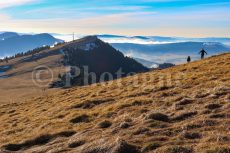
xmin=199 ymin=49 xmax=207 ymax=59
xmin=187 ymin=56 xmax=191 ymax=63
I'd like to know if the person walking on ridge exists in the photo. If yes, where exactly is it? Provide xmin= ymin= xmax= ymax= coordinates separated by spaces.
xmin=199 ymin=48 xmax=207 ymax=59
xmin=187 ymin=56 xmax=191 ymax=63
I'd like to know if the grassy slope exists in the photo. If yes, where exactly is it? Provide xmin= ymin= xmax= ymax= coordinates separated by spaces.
xmin=0 ymin=53 xmax=229 ymax=153
xmin=0 ymin=44 xmax=65 ymax=104
xmin=0 ymin=37 xmax=94 ymax=104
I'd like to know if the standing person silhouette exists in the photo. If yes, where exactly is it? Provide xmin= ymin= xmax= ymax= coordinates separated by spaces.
xmin=187 ymin=56 xmax=191 ymax=63
xmin=199 ymin=48 xmax=207 ymax=59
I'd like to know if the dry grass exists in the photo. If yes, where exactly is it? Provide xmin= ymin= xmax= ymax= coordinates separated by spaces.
xmin=0 ymin=48 xmax=64 ymax=104
xmin=0 ymin=53 xmax=229 ymax=152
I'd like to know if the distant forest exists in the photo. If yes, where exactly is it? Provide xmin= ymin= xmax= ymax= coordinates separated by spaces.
xmin=0 ymin=42 xmax=64 ymax=63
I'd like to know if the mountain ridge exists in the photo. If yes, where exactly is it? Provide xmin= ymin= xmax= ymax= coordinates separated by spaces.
xmin=0 ymin=32 xmax=19 ymax=40
xmin=0 ymin=33 xmax=62 ymax=57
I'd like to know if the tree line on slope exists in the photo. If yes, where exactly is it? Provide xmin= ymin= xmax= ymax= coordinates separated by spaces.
xmin=0 ymin=42 xmax=65 ymax=63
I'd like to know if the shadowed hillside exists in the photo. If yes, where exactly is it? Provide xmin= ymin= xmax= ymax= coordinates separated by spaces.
xmin=0 ymin=53 xmax=229 ymax=153
xmin=59 ymin=36 xmax=148 ymax=86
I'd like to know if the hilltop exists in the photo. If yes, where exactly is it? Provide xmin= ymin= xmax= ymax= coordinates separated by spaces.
xmin=56 ymin=36 xmax=148 ymax=86
xmin=0 ymin=53 xmax=229 ymax=152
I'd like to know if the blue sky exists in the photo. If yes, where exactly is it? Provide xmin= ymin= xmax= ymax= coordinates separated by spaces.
xmin=0 ymin=0 xmax=229 ymax=37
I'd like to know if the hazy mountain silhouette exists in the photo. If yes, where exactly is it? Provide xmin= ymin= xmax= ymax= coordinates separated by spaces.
xmin=0 ymin=33 xmax=62 ymax=57
xmin=0 ymin=32 xmax=19 ymax=40
xmin=134 ymin=57 xmax=159 ymax=68
xmin=112 ymin=42 xmax=229 ymax=54
xmin=111 ymin=42 xmax=230 ymax=63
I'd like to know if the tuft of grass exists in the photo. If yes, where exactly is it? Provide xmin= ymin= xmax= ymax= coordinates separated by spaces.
xmin=120 ymin=122 xmax=131 ymax=129
xmin=206 ymin=147 xmax=230 ymax=153
xmin=98 ymin=120 xmax=112 ymax=128
xmin=3 ymin=134 xmax=53 ymax=151
xmin=147 ymin=113 xmax=169 ymax=122
xmin=68 ymin=140 xmax=85 ymax=148
xmin=3 ymin=130 xmax=76 ymax=151
xmin=173 ymin=111 xmax=197 ymax=121
xmin=70 ymin=114 xmax=90 ymax=123
xmin=166 ymin=146 xmax=194 ymax=153
xmin=142 ymin=142 xmax=161 ymax=152
xmin=56 ymin=130 xmax=76 ymax=137
xmin=113 ymin=140 xmax=140 ymax=153
xmin=183 ymin=132 xmax=202 ymax=139
xmin=148 ymin=121 xmax=168 ymax=128
xmin=205 ymin=103 xmax=222 ymax=110
xmin=176 ymin=98 xmax=193 ymax=106
xmin=209 ymin=113 xmax=226 ymax=119
xmin=73 ymin=98 xmax=115 ymax=109
xmin=3 ymin=144 xmax=22 ymax=152
xmin=133 ymin=128 xmax=150 ymax=135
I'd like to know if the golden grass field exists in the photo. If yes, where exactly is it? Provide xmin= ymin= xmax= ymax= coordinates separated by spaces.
xmin=0 ymin=52 xmax=229 ymax=153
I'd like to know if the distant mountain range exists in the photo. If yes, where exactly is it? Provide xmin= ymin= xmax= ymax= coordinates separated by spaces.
xmin=50 ymin=33 xmax=230 ymax=46
xmin=52 ymin=33 xmax=230 ymax=64
xmin=97 ymin=34 xmax=230 ymax=46
xmin=0 ymin=32 xmax=229 ymax=65
xmin=111 ymin=42 xmax=229 ymax=64
xmin=0 ymin=32 xmax=62 ymax=57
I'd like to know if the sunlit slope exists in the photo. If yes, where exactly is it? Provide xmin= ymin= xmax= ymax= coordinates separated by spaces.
xmin=0 ymin=53 xmax=229 ymax=153
xmin=0 ymin=44 xmax=65 ymax=104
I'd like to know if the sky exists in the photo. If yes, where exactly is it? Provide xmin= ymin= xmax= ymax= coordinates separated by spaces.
xmin=0 ymin=0 xmax=229 ymax=37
